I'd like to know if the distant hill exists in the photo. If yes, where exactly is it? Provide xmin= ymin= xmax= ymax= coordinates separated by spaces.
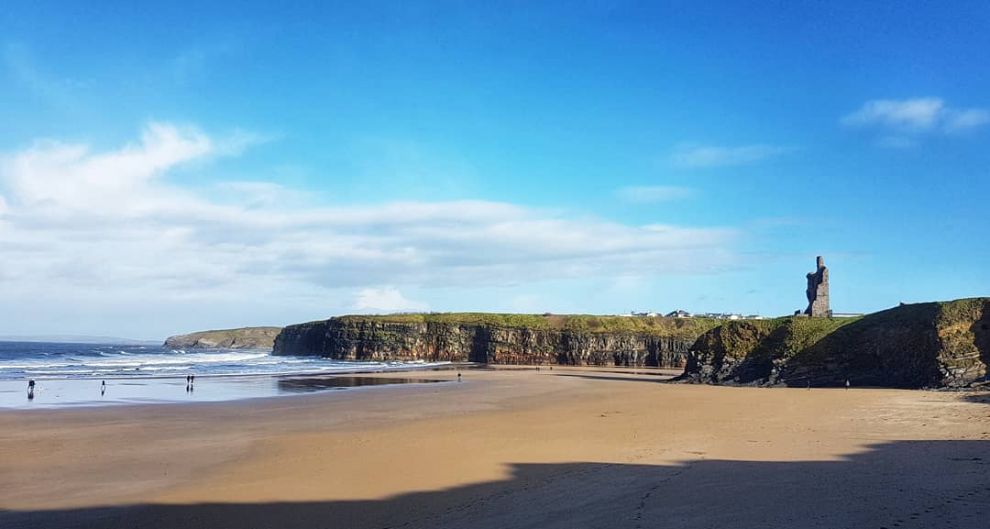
xmin=163 ymin=327 xmax=282 ymax=350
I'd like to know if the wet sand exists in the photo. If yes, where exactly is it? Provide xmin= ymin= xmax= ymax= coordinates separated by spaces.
xmin=0 ymin=373 xmax=453 ymax=408
xmin=2 ymin=367 xmax=989 ymax=528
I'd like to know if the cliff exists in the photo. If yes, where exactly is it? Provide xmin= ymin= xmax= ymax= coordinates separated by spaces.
xmin=270 ymin=298 xmax=989 ymax=388
xmin=273 ymin=314 xmax=722 ymax=368
xmin=682 ymin=298 xmax=990 ymax=388
xmin=164 ymin=326 xmax=282 ymax=350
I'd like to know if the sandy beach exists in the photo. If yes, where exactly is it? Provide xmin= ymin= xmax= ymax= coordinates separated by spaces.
xmin=2 ymin=367 xmax=989 ymax=528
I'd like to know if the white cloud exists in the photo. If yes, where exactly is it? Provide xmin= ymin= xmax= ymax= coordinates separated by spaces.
xmin=944 ymin=108 xmax=990 ymax=132
xmin=842 ymin=98 xmax=944 ymax=130
xmin=3 ymin=122 xmax=212 ymax=214
xmin=670 ymin=144 xmax=787 ymax=168
xmin=0 ymin=123 xmax=741 ymax=335
xmin=842 ymin=97 xmax=989 ymax=140
xmin=353 ymin=287 xmax=428 ymax=313
xmin=615 ymin=185 xmax=693 ymax=203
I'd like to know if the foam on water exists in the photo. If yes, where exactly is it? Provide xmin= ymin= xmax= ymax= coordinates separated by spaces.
xmin=0 ymin=341 xmax=447 ymax=380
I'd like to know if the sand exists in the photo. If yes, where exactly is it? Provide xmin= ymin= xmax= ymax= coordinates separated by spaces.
xmin=2 ymin=367 xmax=989 ymax=528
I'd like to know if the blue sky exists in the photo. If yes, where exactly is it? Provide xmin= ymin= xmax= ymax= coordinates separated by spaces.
xmin=1 ymin=1 xmax=988 ymax=339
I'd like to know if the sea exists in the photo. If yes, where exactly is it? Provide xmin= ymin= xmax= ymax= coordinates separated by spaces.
xmin=0 ymin=341 xmax=452 ymax=408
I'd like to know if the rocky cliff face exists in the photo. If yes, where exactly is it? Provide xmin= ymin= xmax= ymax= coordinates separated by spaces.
xmin=682 ymin=298 xmax=990 ymax=388
xmin=271 ymin=298 xmax=990 ymax=388
xmin=164 ymin=326 xmax=282 ymax=350
xmin=273 ymin=315 xmax=720 ymax=368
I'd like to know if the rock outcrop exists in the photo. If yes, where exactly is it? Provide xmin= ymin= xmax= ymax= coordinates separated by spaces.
xmin=273 ymin=314 xmax=722 ymax=368
xmin=270 ymin=297 xmax=989 ymax=388
xmin=804 ymin=256 xmax=830 ymax=317
xmin=682 ymin=298 xmax=990 ymax=388
xmin=164 ymin=326 xmax=282 ymax=350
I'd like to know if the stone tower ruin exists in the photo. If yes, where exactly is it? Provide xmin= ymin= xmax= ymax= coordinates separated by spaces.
xmin=804 ymin=256 xmax=831 ymax=317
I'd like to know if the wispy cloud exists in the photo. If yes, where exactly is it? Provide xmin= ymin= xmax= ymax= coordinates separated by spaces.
xmin=353 ymin=287 xmax=428 ymax=313
xmin=0 ymin=123 xmax=741 ymax=330
xmin=842 ymin=98 xmax=989 ymax=146
xmin=615 ymin=185 xmax=693 ymax=203
xmin=3 ymin=42 xmax=90 ymax=110
xmin=670 ymin=144 xmax=788 ymax=168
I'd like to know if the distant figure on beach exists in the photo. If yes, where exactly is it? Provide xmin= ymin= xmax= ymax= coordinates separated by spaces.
xmin=101 ymin=380 xmax=106 ymax=396
xmin=845 ymin=379 xmax=850 ymax=390
xmin=27 ymin=379 xmax=35 ymax=400
xmin=457 ymin=373 xmax=462 ymax=382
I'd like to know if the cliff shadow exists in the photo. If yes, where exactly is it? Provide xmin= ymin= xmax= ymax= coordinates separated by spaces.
xmin=782 ymin=304 xmax=944 ymax=388
xmin=5 ymin=440 xmax=990 ymax=529
xmin=730 ymin=322 xmax=794 ymax=384
xmin=469 ymin=327 xmax=492 ymax=363
xmin=974 ymin=306 xmax=990 ymax=382
xmin=961 ymin=392 xmax=990 ymax=405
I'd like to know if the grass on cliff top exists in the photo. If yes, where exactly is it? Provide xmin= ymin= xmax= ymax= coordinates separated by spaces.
xmin=334 ymin=312 xmax=729 ymax=336
xmin=936 ymin=297 xmax=989 ymax=326
xmin=700 ymin=316 xmax=859 ymax=359
xmin=785 ymin=298 xmax=988 ymax=366
xmin=169 ymin=327 xmax=282 ymax=341
xmin=170 ymin=326 xmax=282 ymax=338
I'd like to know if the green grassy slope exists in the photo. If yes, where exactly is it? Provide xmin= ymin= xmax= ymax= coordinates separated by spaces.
xmin=333 ymin=313 xmax=725 ymax=338
xmin=685 ymin=298 xmax=990 ymax=388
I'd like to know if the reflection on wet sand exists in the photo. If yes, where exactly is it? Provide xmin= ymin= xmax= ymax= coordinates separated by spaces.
xmin=276 ymin=376 xmax=448 ymax=394
xmin=0 ymin=373 xmax=453 ymax=408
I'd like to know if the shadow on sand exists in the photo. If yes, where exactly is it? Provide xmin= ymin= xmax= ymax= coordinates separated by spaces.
xmin=3 ymin=440 xmax=989 ymax=529
xmin=961 ymin=392 xmax=990 ymax=405
xmin=550 ymin=372 xmax=673 ymax=384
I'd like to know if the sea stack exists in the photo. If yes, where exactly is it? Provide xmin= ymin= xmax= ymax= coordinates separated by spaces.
xmin=805 ymin=256 xmax=830 ymax=317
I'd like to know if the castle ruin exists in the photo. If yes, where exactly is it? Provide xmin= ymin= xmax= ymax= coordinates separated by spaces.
xmin=804 ymin=256 xmax=831 ymax=317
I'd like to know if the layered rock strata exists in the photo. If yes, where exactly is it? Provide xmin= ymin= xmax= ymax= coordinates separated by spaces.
xmin=273 ymin=315 xmax=720 ymax=368
xmin=272 ymin=298 xmax=990 ymax=388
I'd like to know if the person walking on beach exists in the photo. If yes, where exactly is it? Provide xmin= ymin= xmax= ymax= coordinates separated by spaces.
xmin=101 ymin=380 xmax=106 ymax=396
xmin=845 ymin=379 xmax=850 ymax=390
xmin=27 ymin=379 xmax=35 ymax=400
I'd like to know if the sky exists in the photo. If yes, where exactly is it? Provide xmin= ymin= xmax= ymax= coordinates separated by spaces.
xmin=1 ymin=1 xmax=988 ymax=340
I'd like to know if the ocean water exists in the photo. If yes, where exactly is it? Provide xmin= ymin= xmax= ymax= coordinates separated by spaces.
xmin=0 ymin=341 xmax=453 ymax=408
xmin=0 ymin=341 xmax=442 ymax=380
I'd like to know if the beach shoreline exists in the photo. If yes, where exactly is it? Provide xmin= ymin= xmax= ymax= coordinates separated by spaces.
xmin=0 ymin=363 xmax=682 ymax=409
xmin=2 ymin=368 xmax=989 ymax=528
